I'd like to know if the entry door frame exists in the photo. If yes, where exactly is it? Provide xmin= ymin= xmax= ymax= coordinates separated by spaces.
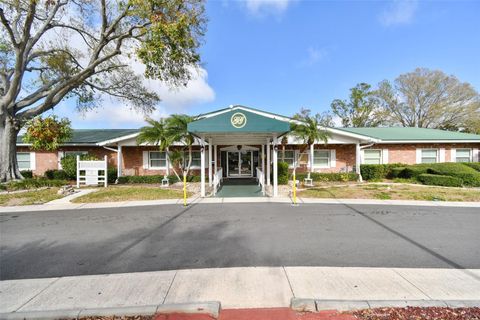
xmin=226 ymin=151 xmax=254 ymax=178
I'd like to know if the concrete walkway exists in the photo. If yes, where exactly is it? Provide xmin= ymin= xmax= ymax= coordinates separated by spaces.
xmin=1 ymin=196 xmax=480 ymax=213
xmin=1 ymin=266 xmax=479 ymax=313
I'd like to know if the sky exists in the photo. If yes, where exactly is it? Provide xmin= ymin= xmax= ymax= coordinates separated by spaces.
xmin=52 ymin=0 xmax=480 ymax=129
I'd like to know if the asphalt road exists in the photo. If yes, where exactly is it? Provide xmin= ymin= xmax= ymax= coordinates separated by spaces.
xmin=1 ymin=203 xmax=479 ymax=280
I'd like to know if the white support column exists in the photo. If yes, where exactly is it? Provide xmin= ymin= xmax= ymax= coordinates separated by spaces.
xmin=356 ymin=142 xmax=362 ymax=182
xmin=261 ymin=144 xmax=265 ymax=185
xmin=266 ymin=139 xmax=271 ymax=186
xmin=214 ymin=145 xmax=218 ymax=175
xmin=117 ymin=145 xmax=122 ymax=177
xmin=273 ymin=137 xmax=278 ymax=197
xmin=310 ymin=144 xmax=314 ymax=174
xmin=208 ymin=139 xmax=213 ymax=186
xmin=200 ymin=138 xmax=206 ymax=197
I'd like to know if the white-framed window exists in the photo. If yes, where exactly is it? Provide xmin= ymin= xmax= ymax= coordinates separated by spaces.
xmin=183 ymin=151 xmax=205 ymax=168
xmin=282 ymin=150 xmax=296 ymax=167
xmin=17 ymin=152 xmax=32 ymax=170
xmin=149 ymin=151 xmax=167 ymax=168
xmin=313 ymin=150 xmax=330 ymax=168
xmin=455 ymin=148 xmax=472 ymax=163
xmin=364 ymin=149 xmax=382 ymax=165
xmin=421 ymin=149 xmax=438 ymax=163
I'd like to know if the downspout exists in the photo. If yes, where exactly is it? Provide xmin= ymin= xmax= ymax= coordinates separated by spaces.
xmin=102 ymin=146 xmax=120 ymax=183
xmin=356 ymin=142 xmax=375 ymax=182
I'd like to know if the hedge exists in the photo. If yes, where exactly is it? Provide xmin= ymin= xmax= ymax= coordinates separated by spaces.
xmin=294 ymin=172 xmax=358 ymax=182
xmin=360 ymin=164 xmax=404 ymax=180
xmin=464 ymin=162 xmax=480 ymax=172
xmin=417 ymin=174 xmax=463 ymax=187
xmin=399 ymin=166 xmax=430 ymax=179
xmin=426 ymin=163 xmax=480 ymax=187
xmin=389 ymin=167 xmax=406 ymax=179
xmin=117 ymin=174 xmax=207 ymax=184
xmin=6 ymin=178 xmax=67 ymax=191
xmin=20 ymin=170 xmax=33 ymax=179
xmin=45 ymin=169 xmax=69 ymax=180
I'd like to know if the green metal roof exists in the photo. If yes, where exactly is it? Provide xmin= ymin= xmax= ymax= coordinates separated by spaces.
xmin=335 ymin=127 xmax=480 ymax=141
xmin=188 ymin=108 xmax=290 ymax=134
xmin=17 ymin=129 xmax=139 ymax=145
xmin=195 ymin=104 xmax=292 ymax=121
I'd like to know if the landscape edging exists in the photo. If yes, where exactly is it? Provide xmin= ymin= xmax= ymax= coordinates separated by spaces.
xmin=0 ymin=301 xmax=221 ymax=320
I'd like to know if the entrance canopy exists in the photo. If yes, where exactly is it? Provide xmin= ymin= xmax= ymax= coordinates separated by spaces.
xmin=187 ymin=105 xmax=291 ymax=144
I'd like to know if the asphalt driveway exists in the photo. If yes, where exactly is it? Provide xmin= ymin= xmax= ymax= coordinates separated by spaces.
xmin=1 ymin=203 xmax=479 ymax=280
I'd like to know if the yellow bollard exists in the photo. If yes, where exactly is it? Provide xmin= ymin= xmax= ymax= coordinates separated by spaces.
xmin=183 ymin=174 xmax=187 ymax=207
xmin=293 ymin=171 xmax=297 ymax=205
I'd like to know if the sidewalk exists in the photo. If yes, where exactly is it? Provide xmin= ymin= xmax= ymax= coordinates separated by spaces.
xmin=2 ymin=267 xmax=480 ymax=314
xmin=1 ymin=196 xmax=480 ymax=213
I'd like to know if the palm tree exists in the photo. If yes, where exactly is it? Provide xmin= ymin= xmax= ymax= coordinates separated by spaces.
xmin=164 ymin=114 xmax=195 ymax=177
xmin=290 ymin=108 xmax=330 ymax=176
xmin=137 ymin=118 xmax=181 ymax=181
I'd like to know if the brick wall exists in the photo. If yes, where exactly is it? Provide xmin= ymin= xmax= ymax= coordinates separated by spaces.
xmin=16 ymin=142 xmax=480 ymax=177
xmin=364 ymin=143 xmax=480 ymax=165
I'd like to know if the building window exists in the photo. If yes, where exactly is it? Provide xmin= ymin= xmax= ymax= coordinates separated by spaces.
xmin=149 ymin=151 xmax=167 ymax=168
xmin=455 ymin=149 xmax=471 ymax=163
xmin=184 ymin=151 xmax=202 ymax=168
xmin=17 ymin=152 xmax=31 ymax=170
xmin=421 ymin=149 xmax=438 ymax=163
xmin=283 ymin=150 xmax=296 ymax=166
xmin=313 ymin=150 xmax=330 ymax=168
xmin=364 ymin=150 xmax=382 ymax=164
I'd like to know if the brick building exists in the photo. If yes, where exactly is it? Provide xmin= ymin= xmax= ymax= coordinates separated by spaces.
xmin=16 ymin=105 xmax=480 ymax=197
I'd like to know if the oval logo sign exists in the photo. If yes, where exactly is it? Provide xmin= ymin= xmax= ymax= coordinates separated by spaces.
xmin=231 ymin=112 xmax=247 ymax=128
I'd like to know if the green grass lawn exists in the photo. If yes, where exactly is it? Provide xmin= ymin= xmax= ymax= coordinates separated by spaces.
xmin=72 ymin=186 xmax=189 ymax=203
xmin=298 ymin=184 xmax=480 ymax=202
xmin=0 ymin=188 xmax=62 ymax=206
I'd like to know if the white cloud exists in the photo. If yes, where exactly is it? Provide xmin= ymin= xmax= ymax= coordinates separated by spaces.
xmin=244 ymin=0 xmax=292 ymax=17
xmin=297 ymin=46 xmax=328 ymax=68
xmin=78 ymin=65 xmax=215 ymax=127
xmin=379 ymin=0 xmax=418 ymax=26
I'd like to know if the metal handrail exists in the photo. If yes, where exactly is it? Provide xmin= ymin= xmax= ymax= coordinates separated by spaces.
xmin=256 ymin=167 xmax=266 ymax=195
xmin=213 ymin=168 xmax=223 ymax=196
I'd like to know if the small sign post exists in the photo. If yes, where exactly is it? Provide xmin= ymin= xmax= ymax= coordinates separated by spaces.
xmin=76 ymin=155 xmax=108 ymax=188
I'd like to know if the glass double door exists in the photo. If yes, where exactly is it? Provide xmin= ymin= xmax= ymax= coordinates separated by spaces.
xmin=227 ymin=151 xmax=253 ymax=177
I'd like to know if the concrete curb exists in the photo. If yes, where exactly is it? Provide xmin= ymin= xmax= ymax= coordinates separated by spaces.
xmin=0 ymin=302 xmax=221 ymax=320
xmin=291 ymin=298 xmax=480 ymax=312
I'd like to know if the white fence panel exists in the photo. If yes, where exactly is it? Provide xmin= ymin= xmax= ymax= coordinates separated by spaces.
xmin=77 ymin=155 xmax=108 ymax=188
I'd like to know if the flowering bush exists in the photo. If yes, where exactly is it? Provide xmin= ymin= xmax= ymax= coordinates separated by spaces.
xmin=23 ymin=116 xmax=72 ymax=151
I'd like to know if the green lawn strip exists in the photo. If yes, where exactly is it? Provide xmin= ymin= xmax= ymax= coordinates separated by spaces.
xmin=0 ymin=188 xmax=62 ymax=206
xmin=72 ymin=186 xmax=189 ymax=203
xmin=298 ymin=184 xmax=480 ymax=202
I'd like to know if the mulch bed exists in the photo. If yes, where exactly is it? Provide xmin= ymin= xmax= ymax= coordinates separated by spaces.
xmin=352 ymin=307 xmax=480 ymax=320
xmin=74 ymin=307 xmax=480 ymax=320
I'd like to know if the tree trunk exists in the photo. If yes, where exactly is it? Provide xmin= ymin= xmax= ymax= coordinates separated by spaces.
xmin=0 ymin=114 xmax=23 ymax=182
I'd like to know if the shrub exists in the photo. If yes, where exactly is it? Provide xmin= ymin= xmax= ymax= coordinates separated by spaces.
xmin=426 ymin=163 xmax=480 ymax=187
xmin=399 ymin=165 xmax=429 ymax=179
xmin=294 ymin=172 xmax=358 ymax=182
xmin=390 ymin=167 xmax=406 ymax=179
xmin=360 ymin=164 xmax=387 ymax=180
xmin=417 ymin=174 xmax=463 ymax=187
xmin=107 ymin=168 xmax=118 ymax=184
xmin=277 ymin=162 xmax=289 ymax=185
xmin=464 ymin=162 xmax=480 ymax=172
xmin=20 ymin=170 xmax=33 ymax=178
xmin=6 ymin=178 xmax=67 ymax=191
xmin=0 ymin=184 xmax=6 ymax=191
xmin=117 ymin=174 xmax=205 ymax=184
xmin=44 ymin=169 xmax=69 ymax=180
xmin=60 ymin=154 xmax=99 ymax=179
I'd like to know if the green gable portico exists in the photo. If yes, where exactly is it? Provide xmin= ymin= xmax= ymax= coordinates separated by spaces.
xmin=187 ymin=105 xmax=292 ymax=197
